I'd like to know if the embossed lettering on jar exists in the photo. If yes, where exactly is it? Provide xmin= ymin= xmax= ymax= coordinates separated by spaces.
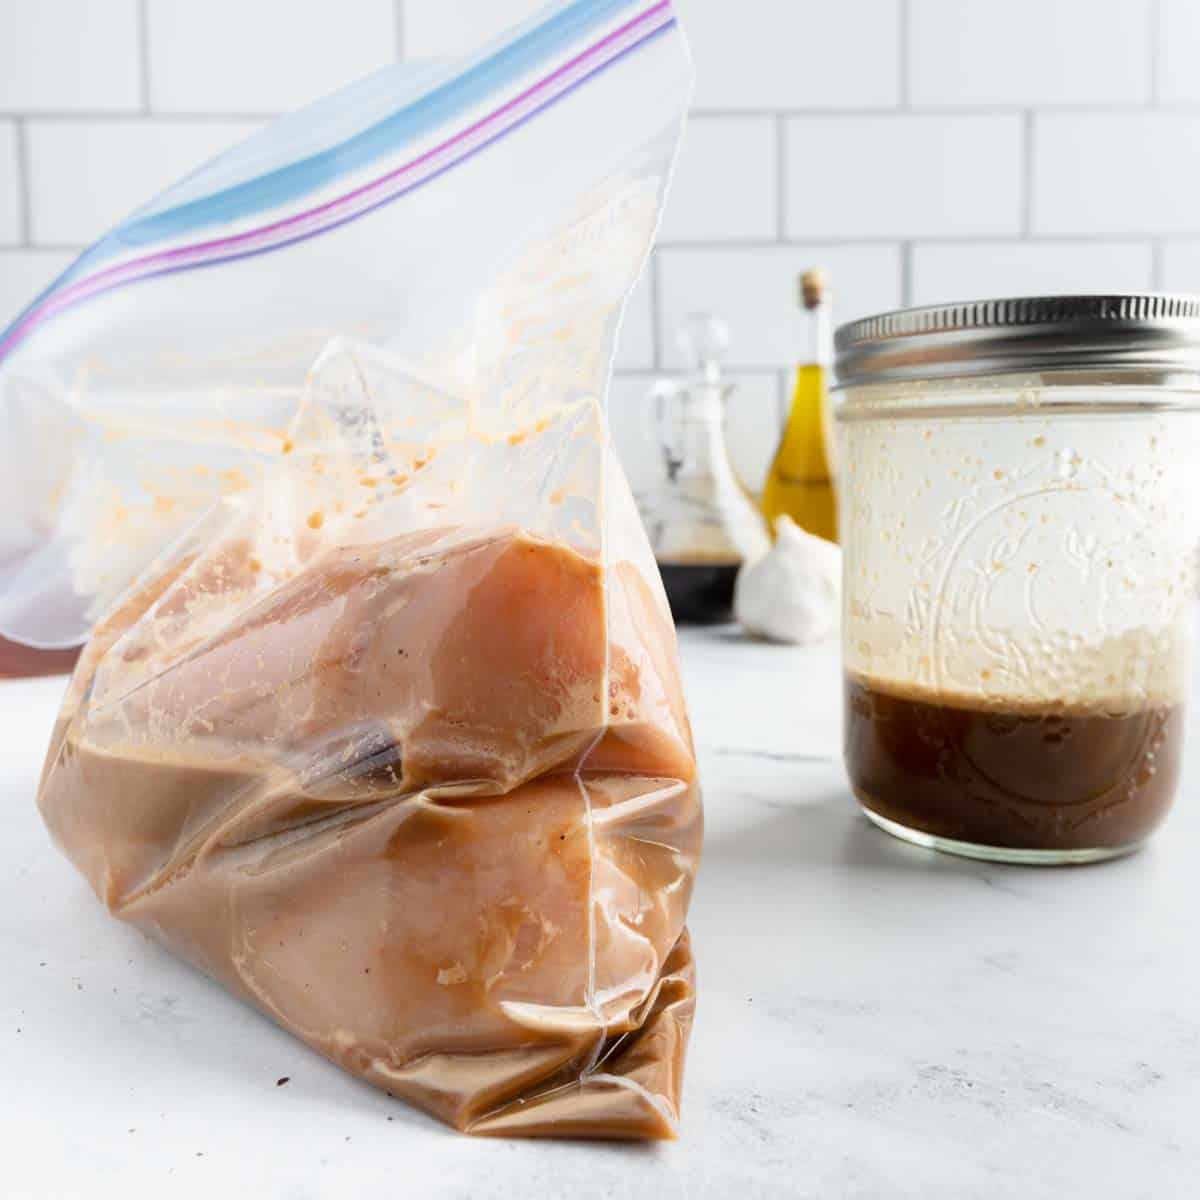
xmin=834 ymin=295 xmax=1200 ymax=865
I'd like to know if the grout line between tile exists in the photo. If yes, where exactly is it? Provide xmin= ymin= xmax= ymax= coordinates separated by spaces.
xmin=653 ymin=232 xmax=1200 ymax=250
xmin=1152 ymin=239 xmax=1165 ymax=289
xmin=900 ymin=241 xmax=913 ymax=306
xmin=775 ymin=114 xmax=786 ymax=243
xmin=690 ymin=103 xmax=1200 ymax=118
xmin=15 ymin=243 xmax=87 ymax=254
xmin=1150 ymin=0 xmax=1162 ymax=107
xmin=394 ymin=0 xmax=405 ymax=60
xmin=613 ymin=366 xmax=782 ymax=378
xmin=631 ymin=363 xmax=836 ymax=375
xmin=137 ymin=0 xmax=152 ymax=113
xmin=898 ymin=0 xmax=911 ymax=109
xmin=9 ymin=104 xmax=1200 ymax=124
xmin=1021 ymin=111 xmax=1034 ymax=235
xmin=7 ymin=111 xmax=278 ymax=123
xmin=727 ymin=362 xmax=810 ymax=375
xmin=14 ymin=118 xmax=32 ymax=247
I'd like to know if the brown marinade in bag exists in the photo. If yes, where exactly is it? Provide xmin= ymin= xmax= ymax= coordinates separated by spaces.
xmin=39 ymin=513 xmax=701 ymax=1138
xmin=10 ymin=0 xmax=699 ymax=1140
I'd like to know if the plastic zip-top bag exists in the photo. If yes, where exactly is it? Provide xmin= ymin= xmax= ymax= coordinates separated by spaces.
xmin=18 ymin=0 xmax=702 ymax=1138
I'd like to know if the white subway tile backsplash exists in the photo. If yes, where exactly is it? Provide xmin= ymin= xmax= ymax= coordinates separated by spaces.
xmin=607 ymin=370 xmax=781 ymax=498
xmin=1160 ymin=242 xmax=1200 ymax=294
xmin=785 ymin=116 xmax=1022 ymax=239
xmin=1034 ymin=115 xmax=1200 ymax=236
xmin=911 ymin=241 xmax=1154 ymax=305
xmin=0 ymin=122 xmax=20 ymax=244
xmin=27 ymin=119 xmax=262 ymax=246
xmin=614 ymin=268 xmax=656 ymax=371
xmin=910 ymin=0 xmax=1150 ymax=108
xmin=657 ymin=245 xmax=901 ymax=370
xmin=403 ymin=0 xmax=547 ymax=58
xmin=1160 ymin=0 xmax=1200 ymax=104
xmin=0 ymin=0 xmax=141 ymax=114
xmin=146 ymin=0 xmax=395 ymax=114
xmin=659 ymin=116 xmax=775 ymax=242
xmin=1 ymin=0 xmax=1192 ymax=484
xmin=0 ymin=250 xmax=76 ymax=329
xmin=679 ymin=0 xmax=900 ymax=110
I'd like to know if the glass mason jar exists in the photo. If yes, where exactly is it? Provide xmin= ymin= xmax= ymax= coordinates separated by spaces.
xmin=833 ymin=295 xmax=1200 ymax=865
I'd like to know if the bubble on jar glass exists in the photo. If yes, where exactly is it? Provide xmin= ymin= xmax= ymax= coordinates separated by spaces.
xmin=1056 ymin=447 xmax=1080 ymax=481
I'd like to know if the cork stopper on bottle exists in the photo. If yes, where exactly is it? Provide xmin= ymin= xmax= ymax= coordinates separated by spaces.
xmin=799 ymin=267 xmax=828 ymax=310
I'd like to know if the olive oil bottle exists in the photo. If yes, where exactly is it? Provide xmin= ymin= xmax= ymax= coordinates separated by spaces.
xmin=761 ymin=268 xmax=837 ymax=542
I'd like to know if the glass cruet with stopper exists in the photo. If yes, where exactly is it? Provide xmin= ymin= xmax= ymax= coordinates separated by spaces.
xmin=639 ymin=313 xmax=769 ymax=624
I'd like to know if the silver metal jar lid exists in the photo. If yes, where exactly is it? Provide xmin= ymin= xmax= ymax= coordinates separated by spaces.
xmin=834 ymin=294 xmax=1200 ymax=385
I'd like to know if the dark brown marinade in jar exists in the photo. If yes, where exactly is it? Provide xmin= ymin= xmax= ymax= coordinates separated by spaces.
xmin=844 ymin=672 xmax=1183 ymax=851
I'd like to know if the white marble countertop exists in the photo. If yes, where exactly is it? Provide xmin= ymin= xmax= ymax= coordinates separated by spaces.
xmin=4 ymin=628 xmax=1199 ymax=1198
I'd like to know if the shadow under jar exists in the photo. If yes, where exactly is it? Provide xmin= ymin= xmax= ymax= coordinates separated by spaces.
xmin=833 ymin=295 xmax=1200 ymax=865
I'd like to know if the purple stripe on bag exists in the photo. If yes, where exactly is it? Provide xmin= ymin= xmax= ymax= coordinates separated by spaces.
xmin=0 ymin=1 xmax=675 ymax=365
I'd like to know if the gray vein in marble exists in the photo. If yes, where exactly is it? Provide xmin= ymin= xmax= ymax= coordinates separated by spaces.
xmin=714 ymin=747 xmax=834 ymax=763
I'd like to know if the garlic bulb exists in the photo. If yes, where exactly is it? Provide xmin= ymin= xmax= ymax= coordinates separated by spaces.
xmin=734 ymin=515 xmax=841 ymax=645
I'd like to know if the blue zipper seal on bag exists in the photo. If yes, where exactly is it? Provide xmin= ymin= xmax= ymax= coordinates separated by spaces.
xmin=0 ymin=0 xmax=677 ymax=364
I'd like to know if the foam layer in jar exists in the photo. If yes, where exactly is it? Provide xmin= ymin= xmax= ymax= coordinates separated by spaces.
xmin=837 ymin=381 xmax=1200 ymax=714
